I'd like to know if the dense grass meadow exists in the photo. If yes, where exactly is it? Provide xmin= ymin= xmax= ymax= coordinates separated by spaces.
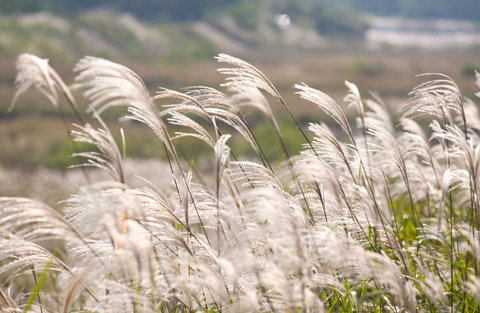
xmin=1 ymin=52 xmax=480 ymax=312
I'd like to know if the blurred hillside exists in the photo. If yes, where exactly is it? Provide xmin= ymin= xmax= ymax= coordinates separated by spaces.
xmin=0 ymin=0 xmax=370 ymax=39
xmin=1 ymin=0 xmax=480 ymax=170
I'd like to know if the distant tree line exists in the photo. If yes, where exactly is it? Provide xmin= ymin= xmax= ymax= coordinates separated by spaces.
xmin=0 ymin=0 xmax=246 ymax=21
xmin=2 ymin=0 xmax=479 ymax=21
xmin=1 ymin=0 xmax=478 ymax=38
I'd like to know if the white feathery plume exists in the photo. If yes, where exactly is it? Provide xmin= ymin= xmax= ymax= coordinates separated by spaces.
xmin=284 ymin=154 xmax=344 ymax=223
xmin=161 ymin=103 xmax=263 ymax=160
xmin=228 ymin=161 xmax=283 ymax=191
xmin=217 ymin=54 xmax=316 ymax=159
xmin=126 ymin=102 xmax=177 ymax=161
xmin=182 ymin=86 xmax=240 ymax=112
xmin=74 ymin=56 xmax=151 ymax=114
xmin=364 ymin=93 xmax=394 ymax=135
xmin=216 ymin=53 xmax=279 ymax=99
xmin=11 ymin=54 xmax=77 ymax=113
xmin=431 ymin=124 xmax=480 ymax=212
xmin=169 ymin=86 xmax=264 ymax=160
xmin=74 ymin=57 xmax=186 ymax=187
xmin=0 ymin=286 xmax=19 ymax=311
xmin=399 ymin=73 xmax=464 ymax=128
xmin=214 ymin=135 xmax=231 ymax=196
xmin=130 ymin=185 xmax=178 ymax=226
xmin=207 ymin=108 xmax=262 ymax=158
xmin=0 ymin=234 xmax=69 ymax=277
xmin=227 ymin=85 xmax=287 ymax=166
xmin=431 ymin=124 xmax=478 ymax=177
xmin=308 ymin=123 xmax=356 ymax=182
xmin=0 ymin=197 xmax=84 ymax=245
xmin=229 ymin=85 xmax=274 ymax=122
xmin=70 ymin=115 xmax=125 ymax=184
xmin=429 ymin=119 xmax=449 ymax=154
xmin=368 ymin=124 xmax=409 ymax=186
xmin=168 ymin=112 xmax=215 ymax=147
xmin=296 ymin=83 xmax=356 ymax=144
xmin=401 ymin=130 xmax=442 ymax=188
xmin=400 ymin=117 xmax=428 ymax=141
xmin=466 ymin=275 xmax=480 ymax=307
xmin=153 ymin=88 xmax=216 ymax=129
xmin=344 ymin=81 xmax=365 ymax=130
xmin=457 ymin=97 xmax=480 ymax=132
xmin=474 ymin=69 xmax=480 ymax=106
xmin=229 ymin=85 xmax=287 ymax=155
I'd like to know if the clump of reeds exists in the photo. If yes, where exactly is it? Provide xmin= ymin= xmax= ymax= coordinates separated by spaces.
xmin=1 ymin=53 xmax=480 ymax=312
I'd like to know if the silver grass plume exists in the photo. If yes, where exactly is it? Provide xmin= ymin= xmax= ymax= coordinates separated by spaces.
xmin=207 ymin=108 xmax=262 ymax=158
xmin=215 ymin=135 xmax=231 ymax=196
xmin=180 ymin=86 xmax=264 ymax=157
xmin=217 ymin=56 xmax=314 ymax=220
xmin=153 ymin=88 xmax=217 ymax=133
xmin=216 ymin=53 xmax=280 ymax=100
xmin=70 ymin=115 xmax=125 ymax=184
xmin=344 ymin=80 xmax=366 ymax=132
xmin=458 ymin=98 xmax=480 ymax=132
xmin=229 ymin=85 xmax=287 ymax=158
xmin=308 ymin=123 xmax=356 ymax=182
xmin=168 ymin=112 xmax=215 ymax=147
xmin=217 ymin=53 xmax=317 ymax=159
xmin=368 ymin=124 xmax=409 ymax=188
xmin=10 ymin=54 xmax=83 ymax=124
xmin=230 ymin=85 xmax=275 ymax=123
xmin=126 ymin=102 xmax=178 ymax=160
xmin=431 ymin=123 xmax=480 ymax=213
xmin=364 ymin=92 xmax=394 ymax=135
xmin=182 ymin=86 xmax=240 ymax=112
xmin=160 ymin=88 xmax=263 ymax=161
xmin=74 ymin=56 xmax=151 ymax=114
xmin=296 ymin=83 xmax=356 ymax=144
xmin=399 ymin=73 xmax=465 ymax=129
xmin=73 ymin=57 xmax=181 ymax=169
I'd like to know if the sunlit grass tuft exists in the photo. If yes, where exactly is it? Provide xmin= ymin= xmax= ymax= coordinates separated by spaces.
xmin=0 ymin=53 xmax=479 ymax=312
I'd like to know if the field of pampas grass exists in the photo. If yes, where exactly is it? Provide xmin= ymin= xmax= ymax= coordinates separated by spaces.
xmin=1 ymin=52 xmax=480 ymax=312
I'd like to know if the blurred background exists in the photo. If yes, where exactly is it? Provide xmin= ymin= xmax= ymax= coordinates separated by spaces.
xmin=1 ymin=0 xmax=480 ymax=204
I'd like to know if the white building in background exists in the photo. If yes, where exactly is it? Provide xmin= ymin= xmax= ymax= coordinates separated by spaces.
xmin=365 ymin=16 xmax=480 ymax=49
